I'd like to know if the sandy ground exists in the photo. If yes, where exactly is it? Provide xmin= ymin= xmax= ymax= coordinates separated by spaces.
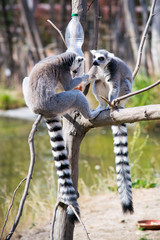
xmin=13 ymin=188 xmax=160 ymax=240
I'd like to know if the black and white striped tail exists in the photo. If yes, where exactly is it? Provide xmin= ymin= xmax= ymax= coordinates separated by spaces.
xmin=45 ymin=116 xmax=79 ymax=222
xmin=111 ymin=124 xmax=133 ymax=214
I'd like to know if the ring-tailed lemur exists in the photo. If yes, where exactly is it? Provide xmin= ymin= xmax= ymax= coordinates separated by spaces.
xmin=22 ymin=51 xmax=102 ymax=222
xmin=87 ymin=49 xmax=134 ymax=214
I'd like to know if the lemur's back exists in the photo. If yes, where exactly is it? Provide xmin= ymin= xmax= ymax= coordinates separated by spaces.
xmin=112 ymin=56 xmax=133 ymax=83
xmin=25 ymin=56 xmax=63 ymax=113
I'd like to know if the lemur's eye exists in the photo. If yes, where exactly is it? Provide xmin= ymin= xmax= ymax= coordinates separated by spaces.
xmin=93 ymin=55 xmax=96 ymax=59
xmin=98 ymin=57 xmax=104 ymax=61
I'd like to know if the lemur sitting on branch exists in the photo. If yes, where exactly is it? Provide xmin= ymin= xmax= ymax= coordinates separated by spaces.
xmin=85 ymin=49 xmax=134 ymax=214
xmin=22 ymin=51 xmax=102 ymax=222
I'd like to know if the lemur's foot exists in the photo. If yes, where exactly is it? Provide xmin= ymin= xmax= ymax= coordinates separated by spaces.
xmin=106 ymin=104 xmax=118 ymax=111
xmin=89 ymin=108 xmax=104 ymax=120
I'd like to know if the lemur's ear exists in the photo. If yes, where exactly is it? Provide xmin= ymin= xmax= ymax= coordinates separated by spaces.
xmin=76 ymin=56 xmax=85 ymax=62
xmin=108 ymin=52 xmax=114 ymax=58
xmin=90 ymin=50 xmax=96 ymax=55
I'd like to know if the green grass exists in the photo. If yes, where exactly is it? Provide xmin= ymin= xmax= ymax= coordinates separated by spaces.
xmin=127 ymin=74 xmax=159 ymax=108
xmin=0 ymin=89 xmax=25 ymax=110
xmin=79 ymin=123 xmax=160 ymax=195
xmin=0 ymin=164 xmax=56 ymax=237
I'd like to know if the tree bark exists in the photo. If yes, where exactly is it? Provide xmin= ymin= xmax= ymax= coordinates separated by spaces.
xmin=53 ymin=113 xmax=88 ymax=240
xmin=76 ymin=104 xmax=160 ymax=128
xmin=52 ymin=1 xmax=87 ymax=239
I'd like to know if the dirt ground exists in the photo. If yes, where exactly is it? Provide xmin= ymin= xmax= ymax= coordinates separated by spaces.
xmin=14 ymin=188 xmax=160 ymax=240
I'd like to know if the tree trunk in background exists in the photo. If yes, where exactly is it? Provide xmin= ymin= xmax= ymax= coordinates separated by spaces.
xmin=123 ymin=0 xmax=139 ymax=63
xmin=53 ymin=113 xmax=88 ymax=240
xmin=19 ymin=0 xmax=46 ymax=64
xmin=60 ymin=0 xmax=67 ymax=52
xmin=1 ymin=0 xmax=14 ymax=86
xmin=151 ymin=0 xmax=160 ymax=76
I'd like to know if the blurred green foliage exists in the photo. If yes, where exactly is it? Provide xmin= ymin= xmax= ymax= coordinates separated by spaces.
xmin=0 ymin=89 xmax=25 ymax=110
xmin=127 ymin=74 xmax=159 ymax=108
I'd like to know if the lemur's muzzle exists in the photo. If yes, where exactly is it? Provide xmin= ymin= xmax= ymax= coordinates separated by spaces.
xmin=93 ymin=61 xmax=99 ymax=66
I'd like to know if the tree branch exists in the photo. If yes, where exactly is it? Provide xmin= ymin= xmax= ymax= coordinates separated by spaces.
xmin=132 ymin=0 xmax=157 ymax=79
xmin=110 ymin=0 xmax=157 ymax=107
xmin=113 ymin=79 xmax=160 ymax=106
xmin=74 ymin=105 xmax=160 ymax=129
xmin=0 ymin=178 xmax=27 ymax=240
xmin=69 ymin=205 xmax=91 ymax=240
xmin=47 ymin=19 xmax=67 ymax=49
xmin=5 ymin=115 xmax=42 ymax=240
xmin=51 ymin=202 xmax=91 ymax=240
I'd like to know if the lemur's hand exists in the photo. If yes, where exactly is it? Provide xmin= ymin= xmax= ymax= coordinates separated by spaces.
xmin=82 ymin=74 xmax=89 ymax=81
xmin=87 ymin=65 xmax=98 ymax=81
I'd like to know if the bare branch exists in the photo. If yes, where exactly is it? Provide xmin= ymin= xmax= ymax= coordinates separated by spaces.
xmin=99 ymin=95 xmax=113 ymax=108
xmin=74 ymin=105 xmax=160 ymax=130
xmin=113 ymin=79 xmax=160 ymax=106
xmin=47 ymin=19 xmax=67 ymax=49
xmin=51 ymin=201 xmax=91 ymax=240
xmin=69 ymin=205 xmax=91 ymax=240
xmin=5 ymin=115 xmax=42 ymax=240
xmin=132 ymin=0 xmax=157 ymax=79
xmin=0 ymin=178 xmax=27 ymax=240
xmin=50 ymin=202 xmax=61 ymax=240
xmin=87 ymin=0 xmax=95 ymax=11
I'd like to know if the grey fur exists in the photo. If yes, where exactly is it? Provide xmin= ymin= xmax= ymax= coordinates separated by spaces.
xmin=89 ymin=49 xmax=133 ymax=109
xmin=23 ymin=51 xmax=101 ymax=119
xmin=22 ymin=51 xmax=102 ymax=222
xmin=88 ymin=49 xmax=134 ymax=214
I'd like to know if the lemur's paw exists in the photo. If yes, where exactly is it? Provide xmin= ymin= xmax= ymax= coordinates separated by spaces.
xmin=82 ymin=74 xmax=89 ymax=80
xmin=89 ymin=108 xmax=104 ymax=120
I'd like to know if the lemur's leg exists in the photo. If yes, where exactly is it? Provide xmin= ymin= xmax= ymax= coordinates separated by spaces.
xmin=45 ymin=90 xmax=102 ymax=120
xmin=107 ymin=81 xmax=119 ymax=103
xmin=118 ymin=78 xmax=132 ymax=108
xmin=93 ymin=80 xmax=109 ymax=110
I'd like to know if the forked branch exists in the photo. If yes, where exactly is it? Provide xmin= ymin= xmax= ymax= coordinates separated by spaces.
xmin=0 ymin=178 xmax=27 ymax=240
xmin=51 ymin=201 xmax=91 ymax=240
xmin=5 ymin=115 xmax=42 ymax=240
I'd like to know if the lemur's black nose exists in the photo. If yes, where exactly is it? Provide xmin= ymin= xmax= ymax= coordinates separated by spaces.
xmin=93 ymin=61 xmax=99 ymax=66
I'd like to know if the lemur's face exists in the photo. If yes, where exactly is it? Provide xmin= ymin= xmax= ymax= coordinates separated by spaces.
xmin=90 ymin=50 xmax=114 ymax=68
xmin=70 ymin=55 xmax=84 ymax=74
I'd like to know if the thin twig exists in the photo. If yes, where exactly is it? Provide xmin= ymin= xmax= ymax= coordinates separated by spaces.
xmin=114 ymin=79 xmax=160 ymax=105
xmin=100 ymin=80 xmax=160 ymax=106
xmin=99 ymin=95 xmax=113 ymax=108
xmin=5 ymin=115 xmax=42 ymax=240
xmin=0 ymin=178 xmax=27 ymax=240
xmin=50 ymin=202 xmax=61 ymax=240
xmin=47 ymin=19 xmax=67 ymax=49
xmin=69 ymin=205 xmax=91 ymax=240
xmin=132 ymin=0 xmax=157 ymax=79
xmin=50 ymin=201 xmax=91 ymax=240
xmin=87 ymin=0 xmax=95 ymax=11
xmin=111 ymin=0 xmax=157 ymax=107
